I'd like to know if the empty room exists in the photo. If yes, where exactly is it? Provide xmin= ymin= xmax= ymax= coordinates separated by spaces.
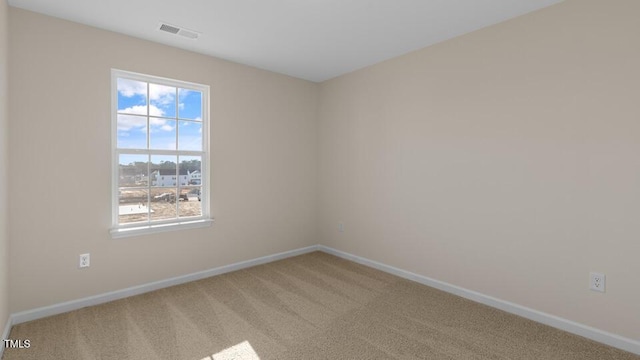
xmin=0 ymin=0 xmax=639 ymax=359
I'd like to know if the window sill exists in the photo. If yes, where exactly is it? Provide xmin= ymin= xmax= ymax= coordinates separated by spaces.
xmin=110 ymin=218 xmax=214 ymax=239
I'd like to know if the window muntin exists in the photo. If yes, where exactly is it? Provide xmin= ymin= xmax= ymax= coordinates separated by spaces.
xmin=112 ymin=69 xmax=209 ymax=234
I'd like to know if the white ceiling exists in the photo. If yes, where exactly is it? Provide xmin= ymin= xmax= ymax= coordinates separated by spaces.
xmin=8 ymin=0 xmax=563 ymax=82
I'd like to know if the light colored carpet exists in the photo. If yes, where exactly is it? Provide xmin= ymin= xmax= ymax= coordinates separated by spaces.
xmin=4 ymin=251 xmax=638 ymax=360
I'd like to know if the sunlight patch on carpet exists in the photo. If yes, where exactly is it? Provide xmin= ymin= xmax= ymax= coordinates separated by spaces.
xmin=200 ymin=341 xmax=260 ymax=360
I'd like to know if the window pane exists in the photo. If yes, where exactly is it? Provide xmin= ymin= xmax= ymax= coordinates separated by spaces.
xmin=117 ymin=115 xmax=147 ymax=149
xmin=118 ymin=154 xmax=148 ymax=188
xmin=118 ymin=188 xmax=149 ymax=224
xmin=150 ymin=188 xmax=177 ymax=221
xmin=150 ymin=155 xmax=177 ymax=187
xmin=117 ymin=78 xmax=147 ymax=114
xmin=150 ymin=83 xmax=176 ymax=118
xmin=149 ymin=118 xmax=176 ymax=150
xmin=179 ymin=156 xmax=202 ymax=186
xmin=178 ymin=88 xmax=202 ymax=120
xmin=179 ymin=187 xmax=202 ymax=218
xmin=178 ymin=121 xmax=202 ymax=151
xmin=114 ymin=71 xmax=209 ymax=230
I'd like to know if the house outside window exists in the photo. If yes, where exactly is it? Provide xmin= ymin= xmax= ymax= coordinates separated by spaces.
xmin=111 ymin=69 xmax=211 ymax=237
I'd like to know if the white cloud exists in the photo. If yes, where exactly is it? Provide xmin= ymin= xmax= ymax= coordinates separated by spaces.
xmin=149 ymin=105 xmax=164 ymax=117
xmin=179 ymin=88 xmax=192 ymax=99
xmin=118 ymin=112 xmax=174 ymax=133
xmin=150 ymin=118 xmax=175 ymax=132
xmin=119 ymin=104 xmax=164 ymax=117
xmin=117 ymin=78 xmax=146 ymax=97
xmin=117 ymin=114 xmax=146 ymax=131
xmin=118 ymin=78 xmax=177 ymax=104
xmin=119 ymin=105 xmax=146 ymax=115
xmin=150 ymin=83 xmax=176 ymax=107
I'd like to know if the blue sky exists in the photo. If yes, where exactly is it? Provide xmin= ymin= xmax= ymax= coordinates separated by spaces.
xmin=117 ymin=78 xmax=202 ymax=152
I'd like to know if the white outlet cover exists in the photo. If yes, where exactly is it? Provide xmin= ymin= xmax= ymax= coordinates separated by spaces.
xmin=590 ymin=272 xmax=605 ymax=292
xmin=79 ymin=253 xmax=90 ymax=268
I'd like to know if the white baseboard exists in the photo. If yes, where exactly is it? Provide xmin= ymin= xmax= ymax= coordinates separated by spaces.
xmin=8 ymin=244 xmax=639 ymax=356
xmin=11 ymin=245 xmax=319 ymax=325
xmin=0 ymin=314 xmax=13 ymax=359
xmin=318 ymin=245 xmax=640 ymax=356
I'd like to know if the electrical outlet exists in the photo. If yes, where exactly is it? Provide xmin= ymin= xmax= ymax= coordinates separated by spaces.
xmin=338 ymin=222 xmax=344 ymax=232
xmin=79 ymin=253 xmax=90 ymax=268
xmin=590 ymin=272 xmax=605 ymax=292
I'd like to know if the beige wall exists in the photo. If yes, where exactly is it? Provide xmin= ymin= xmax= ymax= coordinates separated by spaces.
xmin=0 ymin=0 xmax=9 ymax=332
xmin=318 ymin=0 xmax=640 ymax=341
xmin=8 ymin=8 xmax=318 ymax=312
xmin=6 ymin=0 xmax=640 ymax=346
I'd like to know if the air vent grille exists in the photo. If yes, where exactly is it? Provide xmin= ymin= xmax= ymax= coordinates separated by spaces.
xmin=158 ymin=22 xmax=200 ymax=40
xmin=159 ymin=23 xmax=180 ymax=34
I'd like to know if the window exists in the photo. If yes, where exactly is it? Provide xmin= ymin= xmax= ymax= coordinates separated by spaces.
xmin=111 ymin=69 xmax=211 ymax=238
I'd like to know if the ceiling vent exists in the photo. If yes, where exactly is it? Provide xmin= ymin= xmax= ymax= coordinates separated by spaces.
xmin=158 ymin=22 xmax=200 ymax=40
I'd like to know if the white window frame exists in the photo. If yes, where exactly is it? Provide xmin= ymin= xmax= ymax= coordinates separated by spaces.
xmin=110 ymin=69 xmax=212 ymax=238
